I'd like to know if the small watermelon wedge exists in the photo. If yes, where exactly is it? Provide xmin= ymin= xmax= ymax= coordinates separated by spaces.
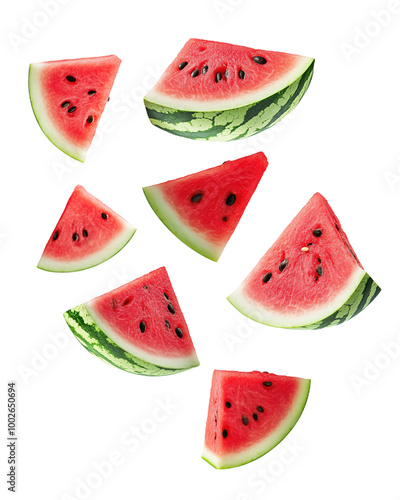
xmin=228 ymin=193 xmax=381 ymax=329
xmin=144 ymin=39 xmax=314 ymax=141
xmin=143 ymin=152 xmax=268 ymax=261
xmin=63 ymin=267 xmax=200 ymax=375
xmin=38 ymin=185 xmax=136 ymax=272
xmin=29 ymin=55 xmax=121 ymax=161
xmin=203 ymin=370 xmax=310 ymax=469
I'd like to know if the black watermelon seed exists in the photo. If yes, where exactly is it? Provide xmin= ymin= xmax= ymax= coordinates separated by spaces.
xmin=238 ymin=69 xmax=245 ymax=79
xmin=82 ymin=229 xmax=88 ymax=237
xmin=140 ymin=321 xmax=146 ymax=333
xmin=191 ymin=69 xmax=200 ymax=78
xmin=122 ymin=297 xmax=132 ymax=307
xmin=66 ymin=75 xmax=76 ymax=82
xmin=256 ymin=406 xmax=264 ymax=412
xmin=101 ymin=213 xmax=108 ymax=219
xmin=317 ymin=257 xmax=321 ymax=263
xmin=253 ymin=56 xmax=267 ymax=65
xmin=226 ymin=194 xmax=236 ymax=206
xmin=263 ymin=381 xmax=273 ymax=387
xmin=175 ymin=328 xmax=183 ymax=338
xmin=262 ymin=272 xmax=272 ymax=283
xmin=72 ymin=233 xmax=79 ymax=242
xmin=253 ymin=413 xmax=258 ymax=421
xmin=68 ymin=106 xmax=77 ymax=113
xmin=242 ymin=416 xmax=249 ymax=426
xmin=191 ymin=192 xmax=203 ymax=203
xmin=215 ymin=72 xmax=222 ymax=83
xmin=61 ymin=101 xmax=70 ymax=108
xmin=164 ymin=292 xmax=169 ymax=300
xmin=88 ymin=90 xmax=96 ymax=95
xmin=336 ymin=224 xmax=339 ymax=231
xmin=222 ymin=429 xmax=228 ymax=438
xmin=143 ymin=285 xmax=148 ymax=290
xmin=178 ymin=61 xmax=188 ymax=70
xmin=168 ymin=303 xmax=175 ymax=314
xmin=53 ymin=231 xmax=59 ymax=241
xmin=313 ymin=228 xmax=322 ymax=237
xmin=165 ymin=319 xmax=171 ymax=329
xmin=107 ymin=97 xmax=110 ymax=101
xmin=307 ymin=242 xmax=313 ymax=246
xmin=279 ymin=259 xmax=288 ymax=272
xmin=87 ymin=115 xmax=94 ymax=124
xmin=222 ymin=216 xmax=228 ymax=222
xmin=225 ymin=401 xmax=231 ymax=408
xmin=316 ymin=266 xmax=323 ymax=276
xmin=202 ymin=65 xmax=208 ymax=74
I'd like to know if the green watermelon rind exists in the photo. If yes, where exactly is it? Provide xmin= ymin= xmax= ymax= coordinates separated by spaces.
xmin=63 ymin=304 xmax=199 ymax=376
xmin=29 ymin=63 xmax=87 ymax=162
xmin=202 ymin=378 xmax=311 ymax=469
xmin=228 ymin=271 xmax=381 ymax=330
xmin=143 ymin=60 xmax=314 ymax=142
xmin=37 ymin=226 xmax=137 ymax=273
xmin=143 ymin=186 xmax=222 ymax=262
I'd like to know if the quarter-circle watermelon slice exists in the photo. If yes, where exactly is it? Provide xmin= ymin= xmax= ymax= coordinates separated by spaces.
xmin=228 ymin=193 xmax=381 ymax=329
xmin=203 ymin=370 xmax=310 ymax=469
xmin=63 ymin=267 xmax=200 ymax=375
xmin=38 ymin=185 xmax=136 ymax=272
xmin=144 ymin=39 xmax=314 ymax=141
xmin=143 ymin=152 xmax=268 ymax=261
xmin=29 ymin=55 xmax=121 ymax=162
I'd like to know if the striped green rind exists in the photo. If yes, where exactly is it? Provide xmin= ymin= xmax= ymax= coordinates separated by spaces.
xmin=202 ymin=378 xmax=311 ymax=469
xmin=298 ymin=273 xmax=381 ymax=330
xmin=63 ymin=304 xmax=191 ymax=376
xmin=144 ymin=60 xmax=314 ymax=142
xmin=228 ymin=272 xmax=381 ymax=330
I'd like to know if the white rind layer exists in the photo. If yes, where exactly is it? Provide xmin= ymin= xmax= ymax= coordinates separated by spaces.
xmin=85 ymin=301 xmax=200 ymax=370
xmin=29 ymin=63 xmax=88 ymax=162
xmin=228 ymin=266 xmax=366 ymax=328
xmin=143 ymin=185 xmax=224 ymax=262
xmin=37 ymin=224 xmax=136 ymax=272
xmin=202 ymin=378 xmax=310 ymax=469
xmin=145 ymin=56 xmax=314 ymax=112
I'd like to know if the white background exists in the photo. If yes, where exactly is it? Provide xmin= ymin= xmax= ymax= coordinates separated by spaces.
xmin=2 ymin=0 xmax=400 ymax=499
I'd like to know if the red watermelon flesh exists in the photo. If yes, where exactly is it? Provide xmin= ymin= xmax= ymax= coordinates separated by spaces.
xmin=143 ymin=152 xmax=268 ymax=261
xmin=203 ymin=370 xmax=310 ymax=469
xmin=150 ymin=38 xmax=310 ymax=106
xmin=85 ymin=267 xmax=199 ymax=369
xmin=228 ymin=193 xmax=379 ymax=329
xmin=38 ymin=185 xmax=136 ymax=272
xmin=29 ymin=55 xmax=121 ymax=162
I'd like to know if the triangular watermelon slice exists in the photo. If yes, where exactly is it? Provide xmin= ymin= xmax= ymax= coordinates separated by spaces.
xmin=202 ymin=370 xmax=310 ymax=469
xmin=64 ymin=267 xmax=200 ymax=375
xmin=38 ymin=185 xmax=136 ymax=272
xmin=143 ymin=152 xmax=268 ymax=261
xmin=228 ymin=193 xmax=381 ymax=329
xmin=144 ymin=39 xmax=314 ymax=141
xmin=29 ymin=55 xmax=121 ymax=162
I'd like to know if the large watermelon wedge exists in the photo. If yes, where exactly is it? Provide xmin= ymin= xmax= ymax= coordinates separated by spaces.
xmin=29 ymin=55 xmax=121 ymax=162
xmin=143 ymin=152 xmax=268 ymax=261
xmin=228 ymin=193 xmax=381 ymax=329
xmin=63 ymin=267 xmax=200 ymax=376
xmin=144 ymin=39 xmax=314 ymax=141
xmin=203 ymin=370 xmax=310 ymax=469
xmin=38 ymin=185 xmax=136 ymax=272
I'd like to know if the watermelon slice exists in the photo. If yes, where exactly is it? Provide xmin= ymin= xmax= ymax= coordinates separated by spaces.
xmin=29 ymin=55 xmax=121 ymax=161
xmin=203 ymin=370 xmax=310 ymax=469
xmin=143 ymin=152 xmax=268 ymax=261
xmin=144 ymin=39 xmax=314 ymax=141
xmin=63 ymin=267 xmax=199 ymax=375
xmin=228 ymin=193 xmax=381 ymax=329
xmin=38 ymin=185 xmax=136 ymax=272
